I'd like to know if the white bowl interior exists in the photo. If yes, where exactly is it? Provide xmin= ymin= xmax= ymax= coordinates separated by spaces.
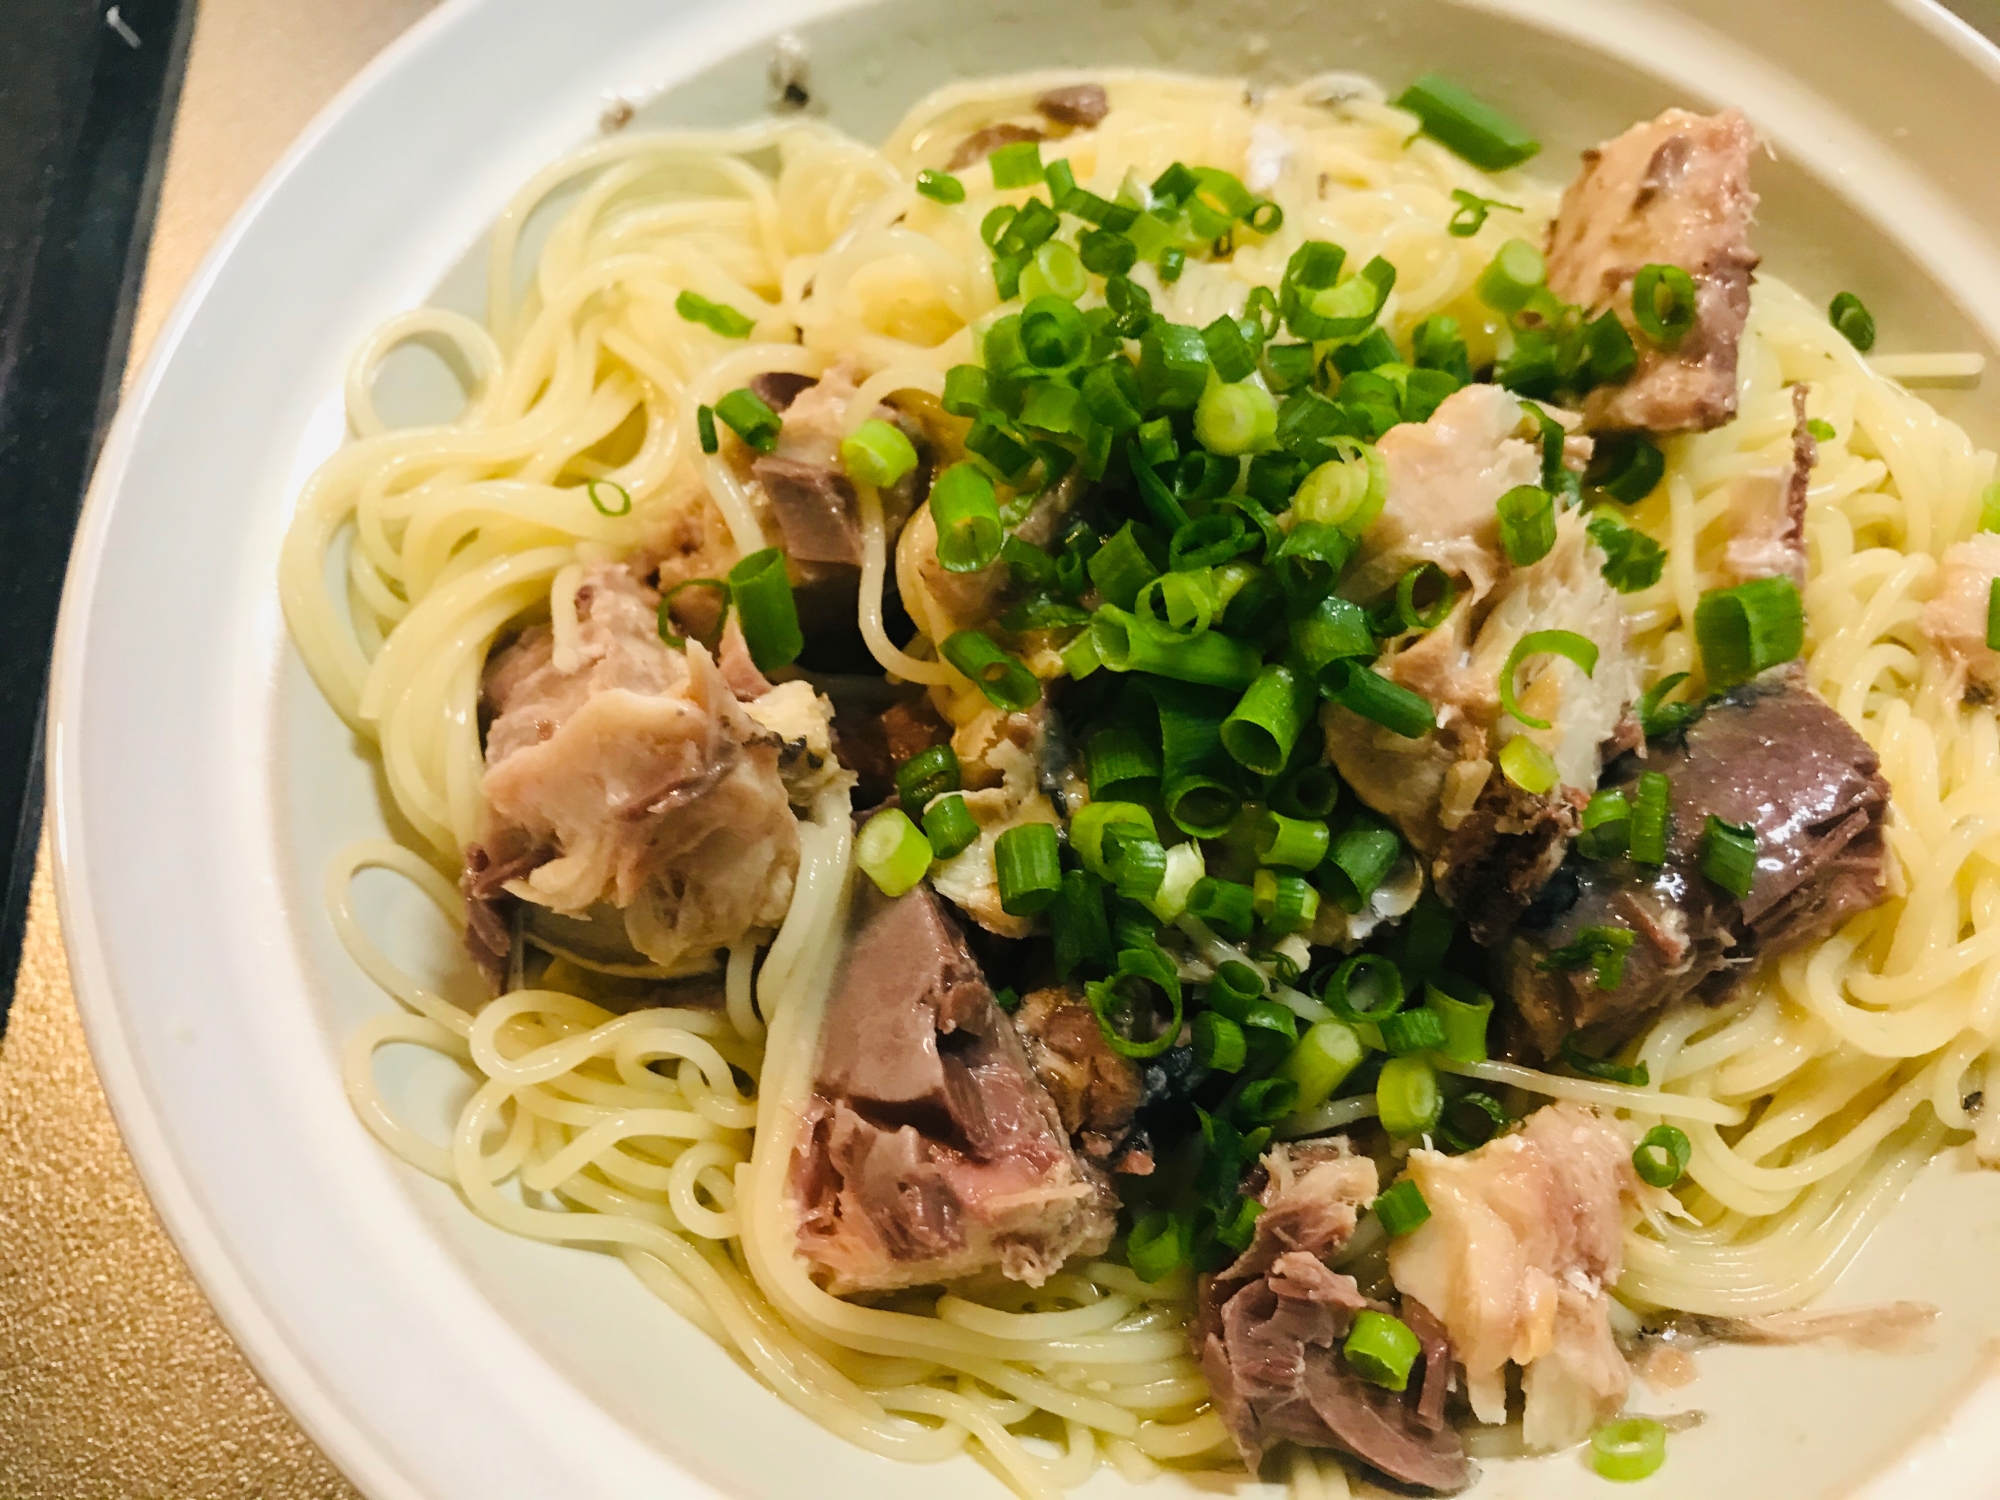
xmin=53 ymin=1 xmax=2000 ymax=1497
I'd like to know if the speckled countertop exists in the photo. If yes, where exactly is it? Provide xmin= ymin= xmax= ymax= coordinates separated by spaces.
xmin=0 ymin=6 xmax=431 ymax=1495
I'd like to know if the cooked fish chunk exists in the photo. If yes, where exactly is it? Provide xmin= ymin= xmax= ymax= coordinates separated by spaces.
xmin=1723 ymin=385 xmax=1815 ymax=586
xmin=1502 ymin=666 xmax=1891 ymax=1058
xmin=1388 ymin=1103 xmax=1641 ymax=1450
xmin=792 ymin=884 xmax=1115 ymax=1293
xmin=1546 ymin=108 xmax=1759 ymax=434
xmin=1199 ymin=1142 xmax=1469 ymax=1493
xmin=1922 ymin=530 xmax=2000 ymax=700
xmin=1340 ymin=383 xmax=1541 ymax=607
xmin=476 ymin=562 xmax=829 ymax=975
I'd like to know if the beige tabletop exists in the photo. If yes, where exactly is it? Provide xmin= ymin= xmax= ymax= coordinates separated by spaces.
xmin=0 ymin=4 xmax=432 ymax=1496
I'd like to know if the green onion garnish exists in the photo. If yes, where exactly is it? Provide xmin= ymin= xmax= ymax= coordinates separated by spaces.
xmin=1186 ymin=876 xmax=1256 ymax=940
xmin=585 ymin=479 xmax=632 ymax=517
xmin=695 ymin=404 xmax=719 ymax=455
xmin=1220 ymin=663 xmax=1316 ymax=776
xmin=1373 ymin=1179 xmax=1431 ymax=1236
xmin=941 ymin=363 xmax=989 ymax=417
xmin=1207 ymin=960 xmax=1265 ymax=1016
xmin=1316 ymin=810 xmax=1403 ymax=913
xmin=1475 ymin=237 xmax=1547 ymax=316
xmin=1234 ymin=1076 xmax=1300 ymax=1126
xmin=988 ymin=138 xmax=1044 ymax=188
xmin=1291 ymin=596 xmax=1376 ymax=684
xmin=1578 ymin=788 xmax=1631 ymax=859
xmin=1138 ymin=320 xmax=1212 ymax=411
xmin=1279 ymin=1019 xmax=1365 ymax=1112
xmin=726 ymin=547 xmax=803 ymax=670
xmin=1091 ymin=607 xmax=1262 ymax=688
xmin=1446 ymin=187 xmax=1521 ymax=237
xmin=921 ymin=793 xmax=979 ymax=861
xmin=1498 ymin=735 xmax=1558 ymax=795
xmin=1393 ymin=562 xmax=1457 ymax=632
xmin=1379 ymin=1005 xmax=1445 ymax=1056
xmin=1125 ymin=1210 xmax=1184 ymax=1282
xmin=1437 ymin=1091 xmax=1509 ymax=1153
xmin=1251 ymin=869 xmax=1319 ymax=933
xmin=994 ymin=822 xmax=1062 ymax=915
xmin=1562 ymin=1033 xmax=1650 ymax=1087
xmin=1325 ymin=952 xmax=1404 ymax=1023
xmin=655 ymin=578 xmax=728 ymax=649
xmin=941 ymin=630 xmax=1041 ymax=711
xmin=1630 ymin=770 xmax=1672 ymax=865
xmin=1392 ymin=73 xmax=1541 ymax=171
xmin=1078 ymin=227 xmax=1137 ymax=276
xmin=895 ymin=745 xmax=960 ymax=808
xmin=1086 ymin=725 xmax=1162 ymax=802
xmin=1693 ymin=575 xmax=1804 ymax=688
xmin=714 ymin=388 xmax=782 ymax=453
xmin=1499 ymin=628 xmax=1599 ymax=730
xmin=1829 ymin=290 xmax=1876 ymax=352
xmin=1088 ymin=522 xmax=1163 ymax=610
xmin=1632 ymin=263 xmax=1698 ymax=347
xmin=1191 ymin=1011 xmax=1248 ymax=1072
xmin=1637 ymin=672 xmax=1702 ymax=739
xmin=1327 ymin=661 xmax=1437 ymax=739
xmin=1590 ymin=1418 xmax=1667 ymax=1483
xmin=1256 ymin=811 xmax=1331 ymax=871
xmin=1633 ymin=1124 xmax=1692 ymax=1188
xmin=1264 ymin=340 xmax=1317 ymax=391
xmin=1086 ymin=946 xmax=1184 ymax=1058
xmin=1542 ymin=925 xmax=1637 ymax=992
xmin=856 ymin=809 xmax=933 ymax=897
xmin=1020 ymin=292 xmax=1089 ymax=367
xmin=1807 ymin=417 xmax=1836 ymax=443
xmin=1699 ymin=814 xmax=1759 ymax=900
xmin=840 ymin=418 xmax=919 ymax=488
xmin=1052 ymin=868 xmax=1115 ymax=978
xmin=674 ymin=289 xmax=756 ymax=339
xmin=1987 ymin=577 xmax=2000 ymax=652
xmin=929 ymin=463 xmax=1004 ymax=574
xmin=1376 ymin=1055 xmax=1443 ymax=1137
xmin=1424 ymin=979 xmax=1492 ymax=1063
xmin=1070 ymin=802 xmax=1156 ymax=881
xmin=1212 ymin=1194 xmax=1264 ymax=1252
xmin=1585 ymin=308 xmax=1638 ymax=385
xmin=1496 ymin=482 xmax=1556 ymax=565
xmin=1588 ymin=513 xmax=1666 ymax=593
xmin=1194 ymin=381 xmax=1278 ymax=455
xmin=1159 ymin=246 xmax=1186 ymax=283
xmin=915 ymin=168 xmax=965 ymax=203
xmin=1341 ymin=1307 xmax=1423 ymax=1390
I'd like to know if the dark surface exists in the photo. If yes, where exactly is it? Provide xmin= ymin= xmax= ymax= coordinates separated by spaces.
xmin=0 ymin=0 xmax=192 ymax=1034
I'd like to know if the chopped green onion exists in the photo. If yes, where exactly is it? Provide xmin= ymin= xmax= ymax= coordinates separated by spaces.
xmin=1086 ymin=946 xmax=1184 ymax=1058
xmin=1694 ymin=575 xmax=1804 ymax=688
xmin=1637 ymin=672 xmax=1702 ymax=739
xmin=1981 ymin=481 xmax=2000 ymax=533
xmin=1252 ymin=870 xmax=1319 ymax=933
xmin=727 ymin=547 xmax=803 ymax=670
xmin=1376 ymin=1055 xmax=1443 ymax=1137
xmin=1590 ymin=1418 xmax=1668 ymax=1483
xmin=1088 ymin=523 xmax=1163 ymax=610
xmin=1424 ymin=981 xmax=1493 ymax=1063
xmin=1293 ymin=596 xmax=1376 ymax=681
xmin=1126 ymin=1211 xmax=1184 ymax=1282
xmin=1293 ymin=447 xmax=1387 ymax=534
xmin=1342 ymin=1308 xmax=1421 ymax=1390
xmin=1499 ymin=628 xmax=1598 ymax=731
xmin=1588 ymin=513 xmax=1666 ymax=594
xmin=1273 ymin=762 xmax=1341 ymax=822
xmin=1051 ymin=869 xmax=1114 ymax=978
xmin=1632 ymin=263 xmax=1698 ymax=347
xmin=1296 ymin=256 xmax=1398 ymax=340
xmin=1091 ymin=607 xmax=1262 ymax=689
xmin=941 ymin=630 xmax=1041 ymax=711
xmin=1987 ymin=577 xmax=2000 ymax=652
xmin=1379 ymin=1006 xmax=1445 ymax=1056
xmin=656 ymin=578 xmax=729 ymax=649
xmin=1630 ymin=771 xmax=1671 ymax=865
xmin=1212 ymin=1194 xmax=1264 ymax=1252
xmin=1021 ymin=239 xmax=1088 ymax=303
xmin=980 ymin=204 xmax=1018 ymax=248
xmin=1070 ymin=802 xmax=1156 ymax=878
xmin=1222 ymin=664 xmax=1316 ymax=777
xmin=1202 ymin=314 xmax=1259 ymax=383
xmin=1186 ymin=877 xmax=1256 ymax=940
xmin=1700 ymin=814 xmax=1759 ymax=899
xmin=675 ymin=289 xmax=756 ymax=338
xmin=915 ymin=168 xmax=965 ymax=203
xmin=1498 ymin=735 xmax=1558 ymax=795
xmin=1207 ymin=960 xmax=1265 ymax=1017
xmin=1234 ymin=1077 xmax=1300 ymax=1128
xmin=1264 ymin=341 xmax=1317 ymax=392
xmin=1496 ymin=483 xmax=1556 ymax=565
xmin=1139 ymin=321 xmax=1213 ymax=411
xmin=1563 ymin=1033 xmax=1649 ymax=1087
xmin=1830 ymin=290 xmax=1876 ymax=352
xmin=1476 ymin=238 xmax=1547 ymax=316
xmin=1328 ymin=661 xmax=1437 ymax=739
xmin=1438 ymin=1091 xmax=1509 ymax=1153
xmin=1542 ymin=924 xmax=1637 ymax=991
xmin=1412 ymin=315 xmax=1472 ymax=382
xmin=696 ymin=404 xmax=719 ymax=454
xmin=1394 ymin=562 xmax=1457 ymax=632
xmin=1392 ymin=73 xmax=1541 ymax=171
xmin=841 ymin=418 xmax=919 ymax=489
xmin=988 ymin=138 xmax=1044 ymax=188
xmin=1061 ymin=628 xmax=1101 ymax=680
xmin=1373 ymin=1179 xmax=1431 ymax=1236
xmin=1241 ymin=1001 xmax=1300 ymax=1071
xmin=994 ymin=822 xmax=1062 ymax=915
xmin=1280 ymin=1019 xmax=1365 ymax=1113
xmin=857 ymin=809 xmax=933 ymax=896
xmin=1447 ymin=187 xmax=1521 ymax=237
xmin=586 ymin=479 xmax=632 ymax=517
xmin=1807 ymin=417 xmax=1836 ymax=444
xmin=1634 ymin=1124 xmax=1692 ymax=1188
xmin=1396 ymin=895 xmax=1456 ymax=980
xmin=714 ymin=388 xmax=782 ymax=453
xmin=929 ymin=464 xmax=1004 ymax=574
xmin=1103 ymin=824 xmax=1168 ymax=901
xmin=1257 ymin=812 xmax=1331 ymax=871
xmin=1086 ymin=726 xmax=1162 ymax=801
xmin=1106 ymin=275 xmax=1156 ymax=338
xmin=1020 ymin=293 xmax=1089 ymax=368
xmin=1191 ymin=1010 xmax=1248 ymax=1072
xmin=1584 ymin=308 xmax=1639 ymax=385
xmin=1159 ymin=247 xmax=1186 ymax=283
xmin=1325 ymin=952 xmax=1404 ymax=1023
xmin=1579 ymin=788 xmax=1632 ymax=859
xmin=922 ymin=793 xmax=979 ymax=861
xmin=942 ymin=364 xmax=990 ymax=417
xmin=1317 ymin=811 xmax=1403 ymax=913
xmin=1195 ymin=381 xmax=1279 ymax=456
xmin=1169 ymin=512 xmax=1252 ymax=571
xmin=896 ymin=745 xmax=960 ymax=808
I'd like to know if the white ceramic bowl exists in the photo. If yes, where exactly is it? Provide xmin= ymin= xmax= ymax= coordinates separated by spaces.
xmin=49 ymin=1 xmax=2000 ymax=1496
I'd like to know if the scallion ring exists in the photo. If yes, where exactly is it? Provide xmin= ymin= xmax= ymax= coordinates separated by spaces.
xmin=1499 ymin=629 xmax=1599 ymax=731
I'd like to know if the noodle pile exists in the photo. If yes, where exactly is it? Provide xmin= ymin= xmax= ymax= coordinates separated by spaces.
xmin=278 ymin=68 xmax=1998 ymax=1498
